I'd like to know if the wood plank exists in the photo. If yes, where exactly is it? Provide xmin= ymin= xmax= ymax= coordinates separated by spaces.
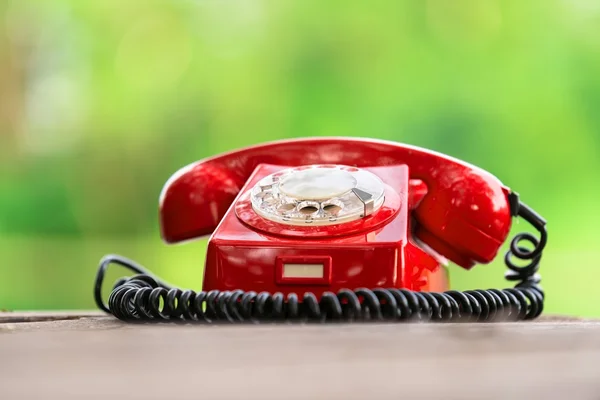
xmin=1 ymin=313 xmax=600 ymax=399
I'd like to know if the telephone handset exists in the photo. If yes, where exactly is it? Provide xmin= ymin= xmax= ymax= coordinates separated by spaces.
xmin=94 ymin=137 xmax=547 ymax=322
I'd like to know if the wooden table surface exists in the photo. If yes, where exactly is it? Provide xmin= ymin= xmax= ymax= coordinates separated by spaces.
xmin=2 ymin=312 xmax=600 ymax=399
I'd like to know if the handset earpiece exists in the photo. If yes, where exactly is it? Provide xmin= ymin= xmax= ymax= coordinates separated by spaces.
xmin=412 ymin=167 xmax=513 ymax=269
xmin=159 ymin=162 xmax=245 ymax=243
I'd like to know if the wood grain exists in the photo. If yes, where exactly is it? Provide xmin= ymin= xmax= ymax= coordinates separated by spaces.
xmin=1 ymin=312 xmax=600 ymax=399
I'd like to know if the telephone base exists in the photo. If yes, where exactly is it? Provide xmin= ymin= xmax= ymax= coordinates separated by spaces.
xmin=202 ymin=163 xmax=447 ymax=297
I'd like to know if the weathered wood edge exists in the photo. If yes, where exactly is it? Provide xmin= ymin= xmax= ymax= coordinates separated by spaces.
xmin=0 ymin=310 xmax=106 ymax=323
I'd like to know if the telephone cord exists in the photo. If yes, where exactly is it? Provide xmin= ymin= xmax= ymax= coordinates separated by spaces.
xmin=93 ymin=195 xmax=547 ymax=323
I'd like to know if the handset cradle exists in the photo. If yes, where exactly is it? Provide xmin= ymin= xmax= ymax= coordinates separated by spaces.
xmin=94 ymin=137 xmax=547 ymax=323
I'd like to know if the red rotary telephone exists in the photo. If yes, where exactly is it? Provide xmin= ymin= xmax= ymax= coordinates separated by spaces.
xmin=94 ymin=137 xmax=547 ymax=323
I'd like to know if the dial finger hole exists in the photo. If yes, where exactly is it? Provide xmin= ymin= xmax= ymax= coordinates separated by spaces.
xmin=300 ymin=206 xmax=319 ymax=215
xmin=277 ymin=203 xmax=296 ymax=214
xmin=322 ymin=200 xmax=343 ymax=216
xmin=298 ymin=201 xmax=320 ymax=215
xmin=262 ymin=194 xmax=278 ymax=204
xmin=323 ymin=204 xmax=342 ymax=215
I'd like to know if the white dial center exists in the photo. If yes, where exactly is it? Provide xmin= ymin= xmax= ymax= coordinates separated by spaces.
xmin=279 ymin=168 xmax=357 ymax=200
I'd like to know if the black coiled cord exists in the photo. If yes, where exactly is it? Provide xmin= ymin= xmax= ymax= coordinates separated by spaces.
xmin=94 ymin=195 xmax=547 ymax=323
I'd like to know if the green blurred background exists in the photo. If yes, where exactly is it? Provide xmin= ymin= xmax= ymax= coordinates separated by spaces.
xmin=1 ymin=0 xmax=599 ymax=316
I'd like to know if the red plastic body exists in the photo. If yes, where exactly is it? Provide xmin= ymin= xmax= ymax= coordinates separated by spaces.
xmin=203 ymin=163 xmax=446 ymax=294
xmin=158 ymin=137 xmax=514 ymax=295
